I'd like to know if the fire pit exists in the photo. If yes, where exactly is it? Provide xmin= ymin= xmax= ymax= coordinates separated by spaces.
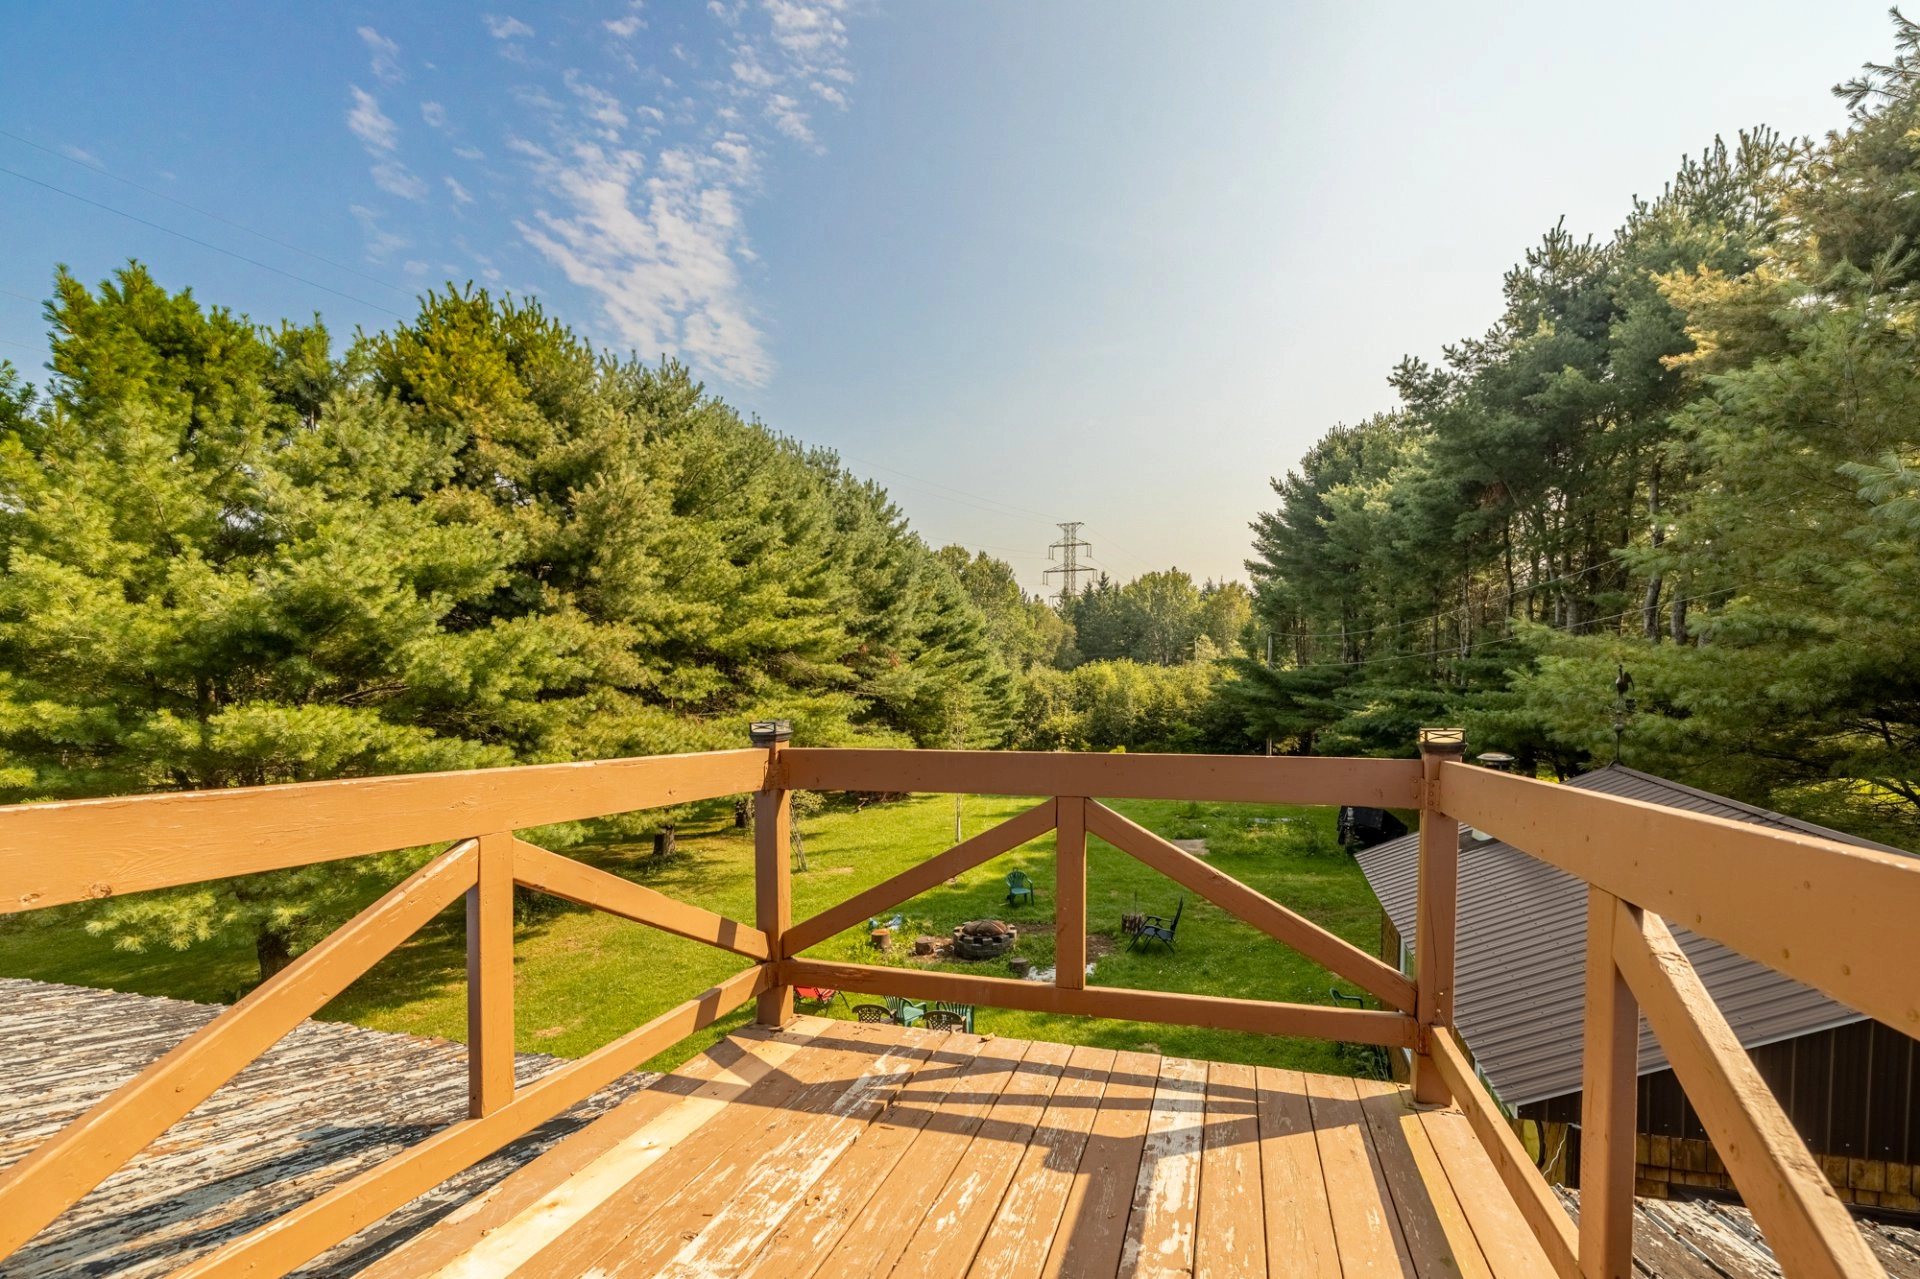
xmin=951 ymin=918 xmax=1017 ymax=961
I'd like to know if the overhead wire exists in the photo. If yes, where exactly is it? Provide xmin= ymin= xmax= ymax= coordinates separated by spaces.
xmin=0 ymin=129 xmax=415 ymax=300
xmin=0 ymin=165 xmax=408 ymax=319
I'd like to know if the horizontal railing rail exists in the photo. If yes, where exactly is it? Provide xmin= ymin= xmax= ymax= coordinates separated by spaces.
xmin=0 ymin=733 xmax=1908 ymax=1278
xmin=1432 ymin=750 xmax=1912 ymax=1279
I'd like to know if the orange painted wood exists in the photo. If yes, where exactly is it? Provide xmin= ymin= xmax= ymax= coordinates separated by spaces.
xmin=966 ymin=1044 xmax=1116 ymax=1279
xmin=1427 ymin=1027 xmax=1581 ymax=1279
xmin=1411 ymin=736 xmax=1462 ymax=1104
xmin=1194 ymin=1060 xmax=1265 ymax=1279
xmin=1056 ymin=796 xmax=1088 ymax=991
xmin=781 ymin=799 xmax=1056 ymax=955
xmin=1120 ymin=1055 xmax=1208 ymax=1278
xmin=511 ymin=838 xmax=769 ymax=959
xmin=756 ymin=741 xmax=793 ymax=1027
xmin=1041 ymin=1049 xmax=1158 ymax=1279
xmin=780 ymin=747 xmax=1422 ymax=807
xmin=468 ymin=832 xmax=517 ymax=1119
xmin=1084 ymin=801 xmax=1417 ymax=1012
xmin=810 ymin=1037 xmax=1035 ymax=1277
xmin=357 ymin=1021 xmax=823 ymax=1279
xmin=1439 ymin=758 xmax=1920 ymax=1037
xmin=738 ymin=1031 xmax=994 ymax=1279
xmin=893 ymin=1037 xmax=1073 ymax=1279
xmin=0 ymin=839 xmax=480 ymax=1264
xmin=779 ymin=958 xmax=1419 ymax=1046
xmin=1253 ymin=1067 xmax=1339 ymax=1278
xmin=1578 ymin=885 xmax=1638 ymax=1279
xmin=1413 ymin=1106 xmax=1561 ymax=1279
xmin=1304 ymin=1070 xmax=1413 ymax=1274
xmin=0 ymin=750 xmax=767 ymax=914
xmin=1612 ymin=903 xmax=1883 ymax=1279
xmin=166 ymin=963 xmax=771 ymax=1279
xmin=1355 ymin=1079 xmax=1490 ymax=1279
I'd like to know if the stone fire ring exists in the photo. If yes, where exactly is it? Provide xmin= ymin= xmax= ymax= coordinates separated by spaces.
xmin=951 ymin=919 xmax=1018 ymax=961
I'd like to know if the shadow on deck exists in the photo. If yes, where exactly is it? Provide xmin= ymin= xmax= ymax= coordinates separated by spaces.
xmin=353 ymin=1014 xmax=1548 ymax=1279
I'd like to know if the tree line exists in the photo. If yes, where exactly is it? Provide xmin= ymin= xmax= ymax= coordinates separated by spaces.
xmin=0 ymin=268 xmax=1254 ymax=976
xmin=1237 ymin=15 xmax=1920 ymax=846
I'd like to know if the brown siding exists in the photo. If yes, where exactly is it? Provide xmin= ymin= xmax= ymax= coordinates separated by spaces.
xmin=1521 ymin=1019 xmax=1920 ymax=1199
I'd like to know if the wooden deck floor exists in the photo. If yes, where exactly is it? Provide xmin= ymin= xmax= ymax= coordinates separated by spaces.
xmin=361 ymin=1015 xmax=1556 ymax=1279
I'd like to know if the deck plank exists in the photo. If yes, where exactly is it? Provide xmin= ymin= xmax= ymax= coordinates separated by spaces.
xmin=891 ymin=1037 xmax=1074 ymax=1278
xmin=808 ymin=1035 xmax=1036 ymax=1277
xmin=966 ymin=1045 xmax=1116 ymax=1279
xmin=1353 ymin=1080 xmax=1492 ymax=1279
xmin=1253 ymin=1066 xmax=1340 ymax=1278
xmin=1411 ymin=1106 xmax=1557 ymax=1279
xmin=735 ymin=1031 xmax=993 ymax=1279
xmin=363 ymin=1022 xmax=825 ymax=1279
xmin=500 ymin=1019 xmax=897 ymax=1277
xmin=1305 ymin=1070 xmax=1414 ymax=1276
xmin=1042 ymin=1049 xmax=1159 ymax=1279
xmin=1119 ymin=1055 xmax=1209 ymax=1278
xmin=1195 ymin=1060 xmax=1266 ymax=1279
xmin=603 ymin=1024 xmax=951 ymax=1278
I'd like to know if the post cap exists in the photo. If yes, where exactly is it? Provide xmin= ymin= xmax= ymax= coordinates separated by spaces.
xmin=1418 ymin=727 xmax=1467 ymax=754
xmin=748 ymin=719 xmax=793 ymax=746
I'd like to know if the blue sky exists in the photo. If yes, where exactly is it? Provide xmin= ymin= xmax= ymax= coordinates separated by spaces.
xmin=0 ymin=1 xmax=1897 ymax=593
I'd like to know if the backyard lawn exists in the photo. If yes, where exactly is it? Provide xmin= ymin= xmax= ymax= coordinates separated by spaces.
xmin=0 ymin=790 xmax=1397 ymax=1076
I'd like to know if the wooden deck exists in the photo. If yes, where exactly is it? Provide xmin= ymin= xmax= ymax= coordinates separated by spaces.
xmin=357 ymin=1015 xmax=1555 ymax=1279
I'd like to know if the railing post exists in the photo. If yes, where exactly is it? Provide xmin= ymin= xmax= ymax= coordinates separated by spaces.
xmin=751 ymin=720 xmax=794 ymax=1028
xmin=1411 ymin=727 xmax=1464 ymax=1105
xmin=1055 ymin=796 xmax=1088 ymax=991
xmin=467 ymin=830 xmax=516 ymax=1118
xmin=1579 ymin=888 xmax=1638 ymax=1279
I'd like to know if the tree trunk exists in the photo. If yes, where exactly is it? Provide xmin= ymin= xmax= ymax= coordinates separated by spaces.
xmin=1670 ymin=588 xmax=1688 ymax=645
xmin=1642 ymin=462 xmax=1664 ymax=642
xmin=652 ymin=826 xmax=677 ymax=859
xmin=256 ymin=928 xmax=295 ymax=986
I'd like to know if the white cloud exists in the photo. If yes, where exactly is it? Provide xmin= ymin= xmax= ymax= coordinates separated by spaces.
xmin=445 ymin=175 xmax=475 ymax=205
xmin=358 ymin=26 xmax=403 ymax=85
xmin=765 ymin=94 xmax=811 ymax=145
xmin=347 ymin=87 xmax=426 ymax=201
xmin=351 ymin=204 xmax=408 ymax=261
xmin=515 ymin=133 xmax=771 ymax=385
xmin=605 ymin=14 xmax=645 ymax=38
xmin=373 ymin=161 xmax=428 ymax=201
xmin=565 ymin=71 xmax=629 ymax=137
xmin=61 ymin=143 xmax=100 ymax=166
xmin=346 ymin=86 xmax=398 ymax=152
xmin=453 ymin=144 xmax=486 ymax=160
xmin=484 ymin=15 xmax=534 ymax=39
xmin=420 ymin=101 xmax=449 ymax=130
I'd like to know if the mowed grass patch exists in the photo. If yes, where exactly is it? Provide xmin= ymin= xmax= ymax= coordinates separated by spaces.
xmin=0 ymin=791 xmax=1394 ymax=1077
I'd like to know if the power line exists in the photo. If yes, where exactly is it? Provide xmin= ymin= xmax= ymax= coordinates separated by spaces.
xmin=0 ymin=129 xmax=415 ymax=300
xmin=0 ymin=166 xmax=407 ymax=319
xmin=835 ymin=450 xmax=1060 ymax=526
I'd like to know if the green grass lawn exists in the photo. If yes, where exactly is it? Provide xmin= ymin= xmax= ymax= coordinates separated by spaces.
xmin=0 ymin=791 xmax=1397 ymax=1077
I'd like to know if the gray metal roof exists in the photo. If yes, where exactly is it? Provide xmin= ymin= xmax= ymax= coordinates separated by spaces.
xmin=1353 ymin=765 xmax=1912 ymax=1108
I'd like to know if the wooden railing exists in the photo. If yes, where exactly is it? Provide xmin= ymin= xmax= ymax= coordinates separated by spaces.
xmin=0 ymin=730 xmax=1913 ymax=1278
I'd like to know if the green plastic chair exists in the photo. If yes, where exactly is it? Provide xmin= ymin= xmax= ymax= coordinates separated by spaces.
xmin=884 ymin=995 xmax=927 ymax=1026
xmin=1005 ymin=869 xmax=1036 ymax=907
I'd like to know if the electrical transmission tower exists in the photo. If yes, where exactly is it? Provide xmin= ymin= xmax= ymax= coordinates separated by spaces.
xmin=1042 ymin=521 xmax=1093 ymax=605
